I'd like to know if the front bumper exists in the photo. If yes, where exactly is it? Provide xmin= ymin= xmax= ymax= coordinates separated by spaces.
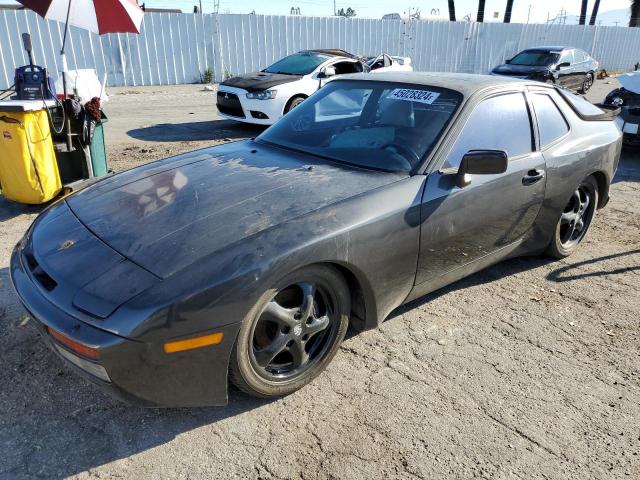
xmin=216 ymin=86 xmax=285 ymax=125
xmin=10 ymin=245 xmax=240 ymax=407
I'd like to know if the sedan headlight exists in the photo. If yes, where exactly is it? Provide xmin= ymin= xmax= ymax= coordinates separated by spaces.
xmin=246 ymin=90 xmax=277 ymax=100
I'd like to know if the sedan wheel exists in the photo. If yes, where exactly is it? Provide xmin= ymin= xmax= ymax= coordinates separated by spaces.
xmin=230 ymin=265 xmax=350 ymax=398
xmin=546 ymin=176 xmax=598 ymax=258
xmin=285 ymin=96 xmax=306 ymax=113
xmin=580 ymin=73 xmax=594 ymax=94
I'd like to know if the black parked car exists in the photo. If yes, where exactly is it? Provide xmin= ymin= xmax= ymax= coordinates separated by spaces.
xmin=11 ymin=73 xmax=621 ymax=407
xmin=492 ymin=46 xmax=599 ymax=93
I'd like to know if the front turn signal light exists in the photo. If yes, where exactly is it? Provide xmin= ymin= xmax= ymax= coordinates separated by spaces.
xmin=163 ymin=332 xmax=224 ymax=354
xmin=48 ymin=327 xmax=101 ymax=360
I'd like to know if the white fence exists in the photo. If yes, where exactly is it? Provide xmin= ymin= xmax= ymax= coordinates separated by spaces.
xmin=2 ymin=10 xmax=640 ymax=90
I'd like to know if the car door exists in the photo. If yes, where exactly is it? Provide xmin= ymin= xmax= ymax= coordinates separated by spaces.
xmin=572 ymin=49 xmax=588 ymax=87
xmin=413 ymin=90 xmax=547 ymax=290
xmin=556 ymin=49 xmax=576 ymax=89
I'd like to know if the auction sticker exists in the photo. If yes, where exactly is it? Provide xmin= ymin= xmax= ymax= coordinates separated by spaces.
xmin=388 ymin=88 xmax=440 ymax=104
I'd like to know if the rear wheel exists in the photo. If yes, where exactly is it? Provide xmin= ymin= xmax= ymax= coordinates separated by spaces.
xmin=545 ymin=176 xmax=598 ymax=259
xmin=229 ymin=265 xmax=350 ymax=398
xmin=579 ymin=72 xmax=594 ymax=94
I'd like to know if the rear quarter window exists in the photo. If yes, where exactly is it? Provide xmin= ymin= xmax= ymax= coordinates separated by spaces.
xmin=531 ymin=93 xmax=569 ymax=147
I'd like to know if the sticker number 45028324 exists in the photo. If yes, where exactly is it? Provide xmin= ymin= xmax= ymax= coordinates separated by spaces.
xmin=388 ymin=88 xmax=440 ymax=105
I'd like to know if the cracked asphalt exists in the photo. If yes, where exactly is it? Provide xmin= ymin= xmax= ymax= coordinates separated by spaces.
xmin=1 ymin=80 xmax=639 ymax=479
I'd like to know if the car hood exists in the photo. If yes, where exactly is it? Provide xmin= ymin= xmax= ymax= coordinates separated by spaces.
xmin=220 ymin=72 xmax=302 ymax=92
xmin=492 ymin=64 xmax=549 ymax=75
xmin=66 ymin=141 xmax=405 ymax=278
xmin=618 ymin=72 xmax=640 ymax=95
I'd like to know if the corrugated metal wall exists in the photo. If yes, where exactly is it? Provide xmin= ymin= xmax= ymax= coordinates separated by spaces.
xmin=2 ymin=10 xmax=640 ymax=90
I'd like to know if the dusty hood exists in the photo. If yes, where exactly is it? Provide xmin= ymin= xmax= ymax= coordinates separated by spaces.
xmin=618 ymin=72 xmax=640 ymax=95
xmin=66 ymin=141 xmax=405 ymax=278
xmin=221 ymin=72 xmax=302 ymax=92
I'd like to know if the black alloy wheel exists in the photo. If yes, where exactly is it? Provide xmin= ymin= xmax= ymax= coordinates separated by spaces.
xmin=230 ymin=265 xmax=350 ymax=398
xmin=546 ymin=176 xmax=598 ymax=258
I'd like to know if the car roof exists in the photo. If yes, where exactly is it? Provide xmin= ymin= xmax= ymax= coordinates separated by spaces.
xmin=301 ymin=49 xmax=357 ymax=58
xmin=523 ymin=46 xmax=574 ymax=52
xmin=331 ymin=72 xmax=528 ymax=97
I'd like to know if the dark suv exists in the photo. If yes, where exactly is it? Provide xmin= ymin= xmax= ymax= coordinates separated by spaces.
xmin=492 ymin=46 xmax=599 ymax=93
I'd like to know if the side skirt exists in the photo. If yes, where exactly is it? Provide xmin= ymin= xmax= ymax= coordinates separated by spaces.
xmin=404 ymin=238 xmax=525 ymax=304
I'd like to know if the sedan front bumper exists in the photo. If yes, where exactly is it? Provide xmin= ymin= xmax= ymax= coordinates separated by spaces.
xmin=10 ymin=245 xmax=239 ymax=407
xmin=216 ymin=86 xmax=287 ymax=125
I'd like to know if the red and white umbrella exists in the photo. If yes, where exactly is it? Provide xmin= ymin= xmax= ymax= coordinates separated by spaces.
xmin=16 ymin=0 xmax=144 ymax=149
xmin=17 ymin=0 xmax=143 ymax=94
xmin=18 ymin=0 xmax=144 ymax=35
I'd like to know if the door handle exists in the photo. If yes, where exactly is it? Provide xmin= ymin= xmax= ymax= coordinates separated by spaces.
xmin=522 ymin=169 xmax=545 ymax=185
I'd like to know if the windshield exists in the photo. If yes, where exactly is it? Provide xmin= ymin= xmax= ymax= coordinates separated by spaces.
xmin=510 ymin=51 xmax=559 ymax=66
xmin=263 ymin=52 xmax=331 ymax=75
xmin=257 ymin=80 xmax=462 ymax=172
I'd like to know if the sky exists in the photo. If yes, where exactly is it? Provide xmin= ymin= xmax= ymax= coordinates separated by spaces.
xmin=2 ymin=0 xmax=634 ymax=24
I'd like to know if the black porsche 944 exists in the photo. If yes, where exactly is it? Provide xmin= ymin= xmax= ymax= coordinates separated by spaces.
xmin=11 ymin=72 xmax=621 ymax=407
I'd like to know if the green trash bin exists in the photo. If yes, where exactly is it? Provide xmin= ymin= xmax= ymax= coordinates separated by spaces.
xmin=90 ymin=112 xmax=109 ymax=178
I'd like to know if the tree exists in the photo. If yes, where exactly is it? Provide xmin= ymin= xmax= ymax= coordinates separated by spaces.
xmin=632 ymin=0 xmax=640 ymax=27
xmin=448 ymin=0 xmax=456 ymax=21
xmin=504 ymin=0 xmax=514 ymax=23
xmin=336 ymin=7 xmax=356 ymax=17
xmin=589 ymin=0 xmax=601 ymax=25
xmin=578 ymin=0 xmax=588 ymax=25
xmin=476 ymin=0 xmax=486 ymax=22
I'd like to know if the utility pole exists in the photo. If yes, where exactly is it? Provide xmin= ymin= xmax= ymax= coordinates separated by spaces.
xmin=199 ymin=0 xmax=203 ymax=14
xmin=333 ymin=0 xmax=336 ymax=16
xmin=526 ymin=4 xmax=531 ymax=24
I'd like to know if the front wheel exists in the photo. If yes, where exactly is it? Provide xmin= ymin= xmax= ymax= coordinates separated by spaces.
xmin=284 ymin=95 xmax=306 ymax=114
xmin=545 ymin=176 xmax=598 ymax=259
xmin=229 ymin=265 xmax=350 ymax=398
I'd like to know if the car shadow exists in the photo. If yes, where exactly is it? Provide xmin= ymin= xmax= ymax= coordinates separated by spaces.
xmin=126 ymin=119 xmax=266 ymax=143
xmin=386 ymin=255 xmax=555 ymax=320
xmin=0 ymin=263 xmax=273 ymax=477
xmin=0 ymin=253 xmax=554 ymax=477
xmin=546 ymin=248 xmax=640 ymax=282
xmin=612 ymin=147 xmax=640 ymax=184
xmin=0 ymin=196 xmax=46 ymax=222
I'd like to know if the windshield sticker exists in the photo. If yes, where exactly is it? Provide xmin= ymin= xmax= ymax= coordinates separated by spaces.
xmin=388 ymin=88 xmax=440 ymax=104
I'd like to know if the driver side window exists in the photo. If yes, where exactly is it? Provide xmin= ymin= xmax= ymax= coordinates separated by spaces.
xmin=443 ymin=93 xmax=533 ymax=170
xmin=559 ymin=50 xmax=574 ymax=66
xmin=331 ymin=61 xmax=363 ymax=75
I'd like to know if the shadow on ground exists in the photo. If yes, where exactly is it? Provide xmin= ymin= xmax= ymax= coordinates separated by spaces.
xmin=0 ymin=263 xmax=272 ymax=476
xmin=126 ymin=119 xmax=266 ymax=143
xmin=612 ymin=147 xmax=640 ymax=184
xmin=0 ymin=252 xmax=553 ymax=478
xmin=0 ymin=196 xmax=46 ymax=222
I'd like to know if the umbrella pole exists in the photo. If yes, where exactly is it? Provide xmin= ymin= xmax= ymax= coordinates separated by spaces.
xmin=61 ymin=0 xmax=72 ymax=151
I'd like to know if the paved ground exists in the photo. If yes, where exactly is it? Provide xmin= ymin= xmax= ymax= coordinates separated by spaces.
xmin=0 ymin=79 xmax=639 ymax=479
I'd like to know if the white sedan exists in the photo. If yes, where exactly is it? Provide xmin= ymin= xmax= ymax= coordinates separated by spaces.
xmin=216 ymin=49 xmax=412 ymax=125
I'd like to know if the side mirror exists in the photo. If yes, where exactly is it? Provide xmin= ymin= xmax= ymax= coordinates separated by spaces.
xmin=505 ymin=58 xmax=512 ymax=64
xmin=318 ymin=66 xmax=336 ymax=79
xmin=457 ymin=150 xmax=508 ymax=188
xmin=556 ymin=62 xmax=570 ymax=70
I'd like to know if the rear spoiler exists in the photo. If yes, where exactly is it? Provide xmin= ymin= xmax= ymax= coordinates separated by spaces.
xmin=557 ymin=88 xmax=620 ymax=121
xmin=590 ymin=103 xmax=621 ymax=121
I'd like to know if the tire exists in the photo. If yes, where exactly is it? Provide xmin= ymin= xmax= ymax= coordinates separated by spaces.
xmin=284 ymin=95 xmax=306 ymax=114
xmin=579 ymin=73 xmax=594 ymax=94
xmin=229 ymin=265 xmax=350 ymax=398
xmin=545 ymin=176 xmax=598 ymax=259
